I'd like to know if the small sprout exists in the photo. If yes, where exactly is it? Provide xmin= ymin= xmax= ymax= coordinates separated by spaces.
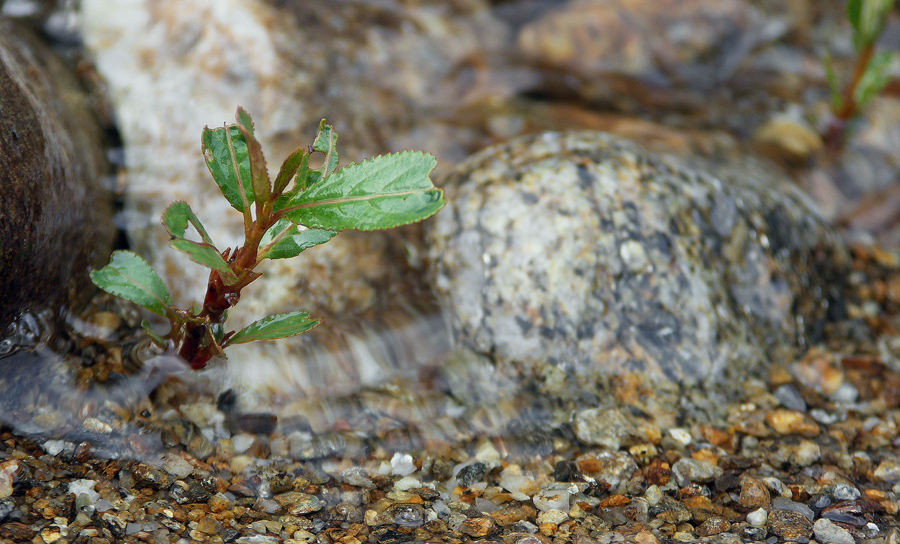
xmin=824 ymin=0 xmax=897 ymax=149
xmin=91 ymin=108 xmax=444 ymax=369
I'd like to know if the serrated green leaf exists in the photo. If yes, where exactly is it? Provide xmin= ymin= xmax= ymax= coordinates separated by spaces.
xmin=235 ymin=107 xmax=270 ymax=204
xmin=274 ymin=148 xmax=308 ymax=195
xmin=169 ymin=239 xmax=239 ymax=285
xmin=89 ymin=250 xmax=171 ymax=317
xmin=312 ymin=119 xmax=339 ymax=178
xmin=259 ymin=218 xmax=337 ymax=260
xmin=280 ymin=151 xmax=444 ymax=231
xmin=162 ymin=201 xmax=216 ymax=246
xmin=161 ymin=201 xmax=238 ymax=285
xmin=201 ymin=124 xmax=254 ymax=213
xmin=141 ymin=319 xmax=168 ymax=347
xmin=228 ymin=311 xmax=320 ymax=344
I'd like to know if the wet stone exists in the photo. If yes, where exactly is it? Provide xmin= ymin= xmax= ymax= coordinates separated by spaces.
xmin=132 ymin=464 xmax=171 ymax=489
xmin=767 ymin=509 xmax=813 ymax=543
xmin=460 ymin=516 xmax=497 ymax=537
xmin=649 ymin=495 xmax=691 ymax=524
xmin=813 ymin=518 xmax=855 ymax=544
xmin=738 ymin=477 xmax=771 ymax=509
xmin=289 ymin=493 xmax=324 ymax=515
xmin=671 ymin=457 xmax=723 ymax=485
xmin=428 ymin=131 xmax=847 ymax=407
xmin=387 ymin=503 xmax=425 ymax=528
xmin=874 ymin=457 xmax=900 ymax=483
xmin=574 ymin=451 xmax=638 ymax=491
xmin=457 ymin=462 xmax=489 ymax=487
xmin=695 ymin=516 xmax=730 ymax=536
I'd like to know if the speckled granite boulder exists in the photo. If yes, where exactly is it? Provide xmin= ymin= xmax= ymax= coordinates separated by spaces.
xmin=427 ymin=131 xmax=848 ymax=387
xmin=0 ymin=18 xmax=113 ymax=334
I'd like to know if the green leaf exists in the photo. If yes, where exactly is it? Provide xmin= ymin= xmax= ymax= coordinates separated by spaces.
xmin=170 ymin=240 xmax=239 ymax=285
xmin=274 ymin=148 xmax=308 ymax=195
xmin=162 ymin=201 xmax=216 ymax=246
xmin=162 ymin=201 xmax=239 ymax=285
xmin=89 ymin=250 xmax=171 ymax=317
xmin=280 ymin=151 xmax=444 ymax=231
xmin=849 ymin=0 xmax=894 ymax=49
xmin=854 ymin=50 xmax=896 ymax=107
xmin=235 ymin=107 xmax=270 ymax=204
xmin=312 ymin=119 xmax=339 ymax=178
xmin=228 ymin=311 xmax=321 ymax=344
xmin=848 ymin=0 xmax=863 ymax=36
xmin=201 ymin=124 xmax=254 ymax=213
xmin=141 ymin=319 xmax=168 ymax=347
xmin=259 ymin=218 xmax=336 ymax=260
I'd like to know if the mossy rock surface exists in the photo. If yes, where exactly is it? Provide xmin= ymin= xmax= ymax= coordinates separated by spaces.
xmin=0 ymin=18 xmax=113 ymax=330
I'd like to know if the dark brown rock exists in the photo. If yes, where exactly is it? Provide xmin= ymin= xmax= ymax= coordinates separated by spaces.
xmin=766 ymin=509 xmax=813 ymax=543
xmin=0 ymin=18 xmax=113 ymax=332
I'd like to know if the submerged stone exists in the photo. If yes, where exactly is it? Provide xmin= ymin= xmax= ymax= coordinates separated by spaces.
xmin=0 ymin=18 xmax=113 ymax=333
xmin=427 ymin=131 xmax=848 ymax=390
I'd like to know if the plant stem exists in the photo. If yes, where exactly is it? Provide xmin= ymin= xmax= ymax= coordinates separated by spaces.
xmin=825 ymin=42 xmax=875 ymax=152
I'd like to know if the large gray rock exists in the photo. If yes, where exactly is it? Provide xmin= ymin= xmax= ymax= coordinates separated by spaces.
xmin=427 ymin=131 xmax=848 ymax=389
xmin=0 ymin=18 xmax=113 ymax=335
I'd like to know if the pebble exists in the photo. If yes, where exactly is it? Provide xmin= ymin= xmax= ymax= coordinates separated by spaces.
xmin=460 ymin=517 xmax=496 ymax=537
xmin=695 ymin=516 xmax=730 ymax=536
xmin=739 ymin=477 xmax=771 ymax=509
xmin=575 ymin=451 xmax=638 ymax=491
xmin=772 ymin=497 xmax=815 ymax=520
xmin=875 ymin=457 xmax=900 ymax=483
xmin=765 ymin=409 xmax=820 ymax=437
xmin=671 ymin=457 xmax=723 ymax=485
xmin=813 ymin=518 xmax=856 ymax=544
xmin=390 ymin=453 xmax=416 ymax=476
xmin=572 ymin=407 xmax=655 ymax=450
xmin=532 ymin=484 xmax=573 ymax=512
xmin=339 ymin=467 xmax=375 ymax=489
xmin=746 ymin=508 xmax=768 ymax=527
xmin=767 ymin=509 xmax=813 ymax=543
xmin=289 ymin=493 xmax=324 ymax=515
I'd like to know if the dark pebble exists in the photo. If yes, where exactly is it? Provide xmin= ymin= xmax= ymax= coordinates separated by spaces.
xmin=767 ymin=509 xmax=813 ymax=543
xmin=132 ymin=463 xmax=171 ymax=489
xmin=457 ymin=462 xmax=488 ymax=487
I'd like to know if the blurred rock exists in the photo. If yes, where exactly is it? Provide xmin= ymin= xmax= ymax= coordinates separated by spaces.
xmin=0 ymin=17 xmax=113 ymax=335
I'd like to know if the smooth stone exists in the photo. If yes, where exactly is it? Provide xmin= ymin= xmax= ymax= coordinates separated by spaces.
xmin=428 ymin=131 xmax=847 ymax=393
xmin=0 ymin=18 xmax=113 ymax=332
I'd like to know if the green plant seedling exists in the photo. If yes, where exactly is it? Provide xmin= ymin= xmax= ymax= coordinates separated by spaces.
xmin=824 ymin=0 xmax=897 ymax=147
xmin=91 ymin=107 xmax=444 ymax=369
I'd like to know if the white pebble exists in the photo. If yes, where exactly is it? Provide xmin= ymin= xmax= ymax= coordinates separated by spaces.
xmin=390 ymin=453 xmax=416 ymax=476
xmin=668 ymin=428 xmax=692 ymax=445
xmin=532 ymin=484 xmax=571 ymax=512
xmin=395 ymin=476 xmax=423 ymax=491
xmin=746 ymin=508 xmax=767 ymax=527
xmin=68 ymin=479 xmax=100 ymax=503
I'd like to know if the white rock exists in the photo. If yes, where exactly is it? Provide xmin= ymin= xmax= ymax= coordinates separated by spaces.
xmin=68 ymin=480 xmax=100 ymax=503
xmin=746 ymin=508 xmax=767 ymax=527
xmin=390 ymin=453 xmax=416 ymax=476
xmin=532 ymin=484 xmax=572 ymax=512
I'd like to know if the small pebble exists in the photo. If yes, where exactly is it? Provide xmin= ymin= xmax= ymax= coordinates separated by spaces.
xmin=767 ymin=509 xmax=813 ymax=543
xmin=813 ymin=518 xmax=855 ymax=544
xmin=671 ymin=457 xmax=723 ymax=485
xmin=746 ymin=508 xmax=768 ymax=527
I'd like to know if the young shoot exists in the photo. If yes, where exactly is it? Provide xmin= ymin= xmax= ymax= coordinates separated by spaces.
xmin=91 ymin=107 xmax=444 ymax=369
